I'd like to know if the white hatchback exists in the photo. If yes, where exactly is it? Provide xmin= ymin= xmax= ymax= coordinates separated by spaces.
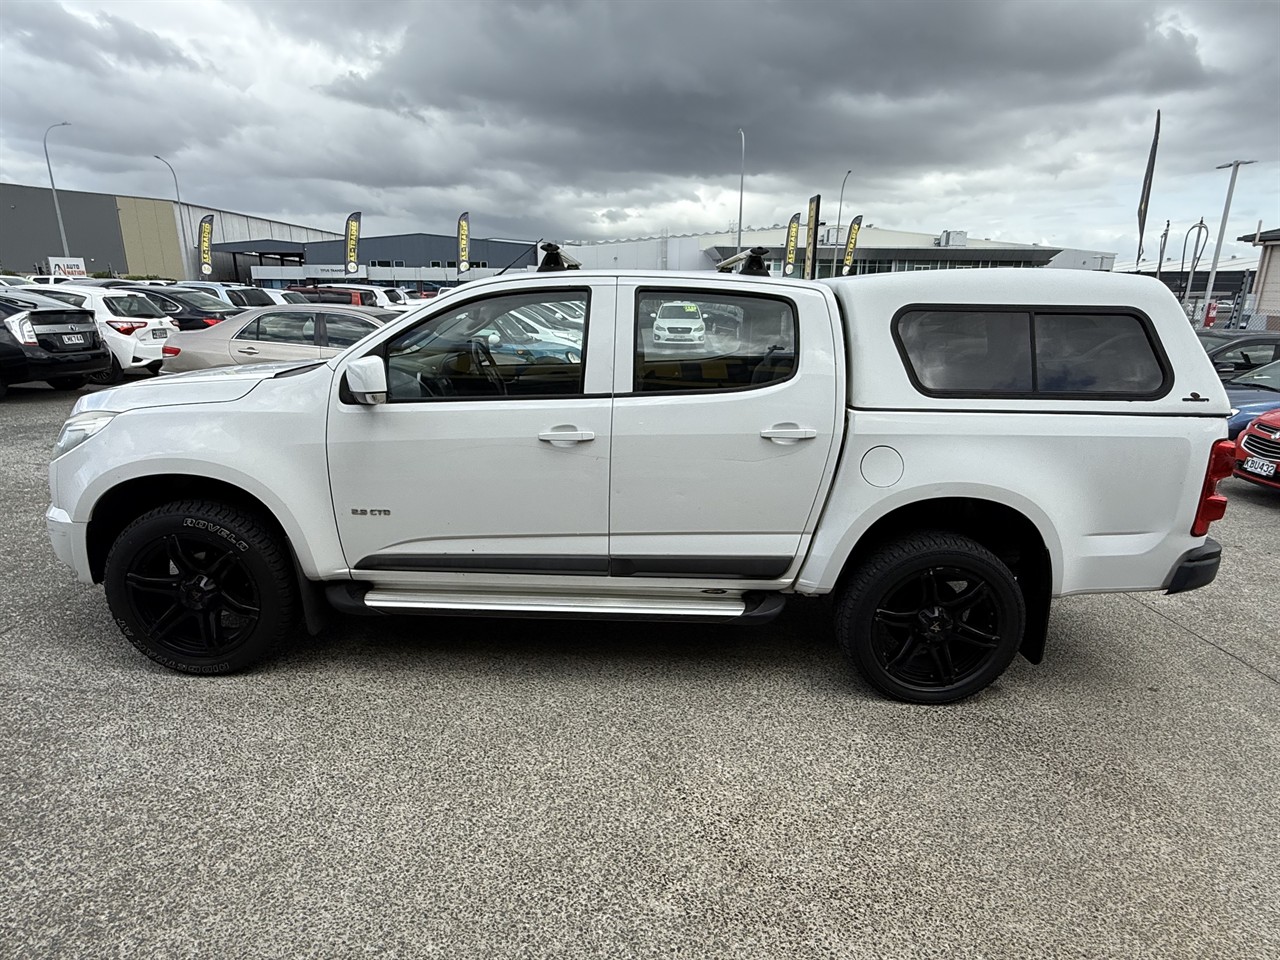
xmin=21 ymin=285 xmax=176 ymax=384
xmin=651 ymin=300 xmax=706 ymax=344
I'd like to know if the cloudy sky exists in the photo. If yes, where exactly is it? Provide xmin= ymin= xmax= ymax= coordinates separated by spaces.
xmin=1 ymin=0 xmax=1277 ymax=263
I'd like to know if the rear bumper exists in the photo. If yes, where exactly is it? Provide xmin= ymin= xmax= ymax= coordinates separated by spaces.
xmin=1 ymin=345 xmax=111 ymax=386
xmin=1164 ymin=538 xmax=1222 ymax=595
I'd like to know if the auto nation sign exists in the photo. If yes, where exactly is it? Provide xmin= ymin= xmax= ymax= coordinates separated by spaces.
xmin=48 ymin=257 xmax=87 ymax=277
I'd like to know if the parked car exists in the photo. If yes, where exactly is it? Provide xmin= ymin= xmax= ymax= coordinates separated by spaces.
xmin=650 ymin=300 xmax=707 ymax=344
xmin=0 ymin=289 xmax=110 ymax=399
xmin=0 ymin=275 xmax=32 ymax=286
xmin=48 ymin=269 xmax=1233 ymax=702
xmin=313 ymin=283 xmax=415 ymax=311
xmin=27 ymin=275 xmax=78 ymax=285
xmin=118 ymin=286 xmax=241 ymax=331
xmin=174 ymin=281 xmax=276 ymax=309
xmin=260 ymin=289 xmax=312 ymax=305
xmin=1196 ymin=330 xmax=1280 ymax=380
xmin=1224 ymin=360 xmax=1280 ymax=438
xmin=20 ymin=284 xmax=176 ymax=384
xmin=1232 ymin=409 xmax=1280 ymax=490
xmin=160 ymin=304 xmax=396 ymax=373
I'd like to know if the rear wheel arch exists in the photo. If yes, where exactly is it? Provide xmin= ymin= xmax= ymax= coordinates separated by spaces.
xmin=834 ymin=497 xmax=1054 ymax=664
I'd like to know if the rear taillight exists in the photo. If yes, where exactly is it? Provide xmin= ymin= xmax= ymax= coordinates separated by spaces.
xmin=202 ymin=317 xmax=222 ymax=326
xmin=162 ymin=344 xmax=181 ymax=357
xmin=106 ymin=320 xmax=147 ymax=336
xmin=1191 ymin=438 xmax=1235 ymax=536
xmin=3 ymin=311 xmax=37 ymax=345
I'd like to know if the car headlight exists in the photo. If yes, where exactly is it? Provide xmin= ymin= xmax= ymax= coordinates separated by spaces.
xmin=1229 ymin=408 xmax=1239 ymax=417
xmin=53 ymin=411 xmax=119 ymax=459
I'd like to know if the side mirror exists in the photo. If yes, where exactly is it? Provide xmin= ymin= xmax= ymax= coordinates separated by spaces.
xmin=346 ymin=355 xmax=387 ymax=405
xmin=1214 ymin=360 xmax=1239 ymax=373
xmin=649 ymin=312 xmax=657 ymax=319
xmin=487 ymin=333 xmax=501 ymax=347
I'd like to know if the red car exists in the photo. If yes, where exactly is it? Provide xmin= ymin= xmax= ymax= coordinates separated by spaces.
xmin=1233 ymin=409 xmax=1280 ymax=490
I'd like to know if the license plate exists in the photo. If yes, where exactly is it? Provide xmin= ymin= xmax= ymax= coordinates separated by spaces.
xmin=62 ymin=334 xmax=85 ymax=345
xmin=151 ymin=329 xmax=168 ymax=339
xmin=1243 ymin=456 xmax=1276 ymax=477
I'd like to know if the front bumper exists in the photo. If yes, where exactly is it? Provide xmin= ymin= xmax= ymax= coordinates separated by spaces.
xmin=1164 ymin=538 xmax=1222 ymax=595
xmin=46 ymin=504 xmax=93 ymax=584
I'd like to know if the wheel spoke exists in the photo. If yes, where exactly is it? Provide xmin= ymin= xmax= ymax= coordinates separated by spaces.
xmin=944 ymin=581 xmax=988 ymax=614
xmin=197 ymin=609 xmax=221 ymax=649
xmin=206 ymin=550 xmax=238 ymax=580
xmin=166 ymin=536 xmax=201 ymax=575
xmin=221 ymin=591 xmax=259 ymax=618
xmin=884 ymin=635 xmax=920 ymax=673
xmin=954 ymin=621 xmax=1002 ymax=648
xmin=922 ymin=569 xmax=940 ymax=606
xmin=930 ymin=643 xmax=957 ymax=685
xmin=150 ymin=603 xmax=190 ymax=641
xmin=874 ymin=608 xmax=916 ymax=628
xmin=125 ymin=572 xmax=181 ymax=597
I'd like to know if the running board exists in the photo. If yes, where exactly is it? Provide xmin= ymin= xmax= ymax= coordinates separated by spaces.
xmin=325 ymin=583 xmax=785 ymax=625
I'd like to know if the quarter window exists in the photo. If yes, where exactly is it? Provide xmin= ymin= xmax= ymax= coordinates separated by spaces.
xmin=634 ymin=290 xmax=797 ymax=393
xmin=383 ymin=292 xmax=588 ymax=401
xmin=895 ymin=308 xmax=1169 ymax=397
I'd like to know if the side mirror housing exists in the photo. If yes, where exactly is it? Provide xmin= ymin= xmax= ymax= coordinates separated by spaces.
xmin=347 ymin=355 xmax=387 ymax=405
xmin=487 ymin=333 xmax=501 ymax=347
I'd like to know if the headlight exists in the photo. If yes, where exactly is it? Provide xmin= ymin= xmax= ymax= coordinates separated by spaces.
xmin=53 ymin=411 xmax=119 ymax=459
xmin=1229 ymin=408 xmax=1239 ymax=417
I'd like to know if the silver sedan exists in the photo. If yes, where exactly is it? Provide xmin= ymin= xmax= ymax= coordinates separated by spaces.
xmin=161 ymin=304 xmax=398 ymax=373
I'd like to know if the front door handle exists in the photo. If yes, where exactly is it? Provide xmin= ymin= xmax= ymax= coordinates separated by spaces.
xmin=761 ymin=424 xmax=817 ymax=442
xmin=538 ymin=428 xmax=595 ymax=445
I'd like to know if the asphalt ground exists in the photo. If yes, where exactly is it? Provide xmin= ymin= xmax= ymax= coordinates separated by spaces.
xmin=1 ymin=383 xmax=1277 ymax=960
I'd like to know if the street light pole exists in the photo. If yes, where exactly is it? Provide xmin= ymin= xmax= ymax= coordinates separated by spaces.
xmin=832 ymin=169 xmax=851 ymax=276
xmin=155 ymin=155 xmax=190 ymax=279
xmin=736 ymin=128 xmax=745 ymax=253
xmin=43 ymin=122 xmax=71 ymax=258
xmin=1201 ymin=159 xmax=1255 ymax=325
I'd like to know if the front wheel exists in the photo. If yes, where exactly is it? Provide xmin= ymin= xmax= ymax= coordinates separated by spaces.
xmin=104 ymin=500 xmax=298 ymax=674
xmin=835 ymin=532 xmax=1025 ymax=704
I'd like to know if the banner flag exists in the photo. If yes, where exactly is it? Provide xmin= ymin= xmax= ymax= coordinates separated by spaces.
xmin=1136 ymin=110 xmax=1160 ymax=264
xmin=802 ymin=195 xmax=821 ymax=281
xmin=841 ymin=215 xmax=863 ymax=276
xmin=457 ymin=212 xmax=471 ymax=273
xmin=344 ymin=212 xmax=362 ymax=275
xmin=198 ymin=215 xmax=214 ymax=276
xmin=782 ymin=212 xmax=801 ymax=276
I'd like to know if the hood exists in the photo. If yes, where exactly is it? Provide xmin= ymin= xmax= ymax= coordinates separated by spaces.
xmin=1225 ymin=384 xmax=1280 ymax=412
xmin=71 ymin=361 xmax=323 ymax=415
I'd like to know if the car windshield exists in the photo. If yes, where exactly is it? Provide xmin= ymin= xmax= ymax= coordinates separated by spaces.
xmin=172 ymin=291 xmax=237 ymax=312
xmin=1198 ymin=332 xmax=1236 ymax=348
xmin=281 ymin=292 xmax=309 ymax=303
xmin=383 ymin=289 xmax=406 ymax=304
xmin=231 ymin=288 xmax=274 ymax=306
xmin=658 ymin=303 xmax=700 ymax=320
xmin=1231 ymin=360 xmax=1280 ymax=391
xmin=103 ymin=295 xmax=164 ymax=318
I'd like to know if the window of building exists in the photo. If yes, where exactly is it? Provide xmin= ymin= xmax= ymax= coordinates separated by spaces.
xmin=393 ymin=260 xmax=406 ymax=268
xmin=430 ymin=261 xmax=442 ymax=268
xmin=370 ymin=259 xmax=392 ymax=268
xmin=894 ymin=308 xmax=1169 ymax=397
xmin=446 ymin=261 xmax=457 ymax=269
xmin=633 ymin=290 xmax=797 ymax=393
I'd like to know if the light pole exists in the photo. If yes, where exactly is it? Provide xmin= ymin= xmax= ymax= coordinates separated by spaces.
xmin=43 ymin=122 xmax=71 ymax=257
xmin=832 ymin=168 xmax=851 ymax=276
xmin=736 ymin=128 xmax=745 ymax=253
xmin=1201 ymin=160 xmax=1255 ymax=325
xmin=154 ymin=155 xmax=190 ymax=279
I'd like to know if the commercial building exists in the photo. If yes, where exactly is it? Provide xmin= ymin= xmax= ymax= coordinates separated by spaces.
xmin=564 ymin=223 xmax=1116 ymax=276
xmin=0 ymin=181 xmax=339 ymax=280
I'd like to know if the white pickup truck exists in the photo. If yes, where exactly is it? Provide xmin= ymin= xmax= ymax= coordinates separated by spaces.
xmin=47 ymin=268 xmax=1234 ymax=702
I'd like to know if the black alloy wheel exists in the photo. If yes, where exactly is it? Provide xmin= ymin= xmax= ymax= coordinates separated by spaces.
xmin=104 ymin=500 xmax=297 ymax=674
xmin=87 ymin=356 xmax=123 ymax=386
xmin=836 ymin=532 xmax=1025 ymax=703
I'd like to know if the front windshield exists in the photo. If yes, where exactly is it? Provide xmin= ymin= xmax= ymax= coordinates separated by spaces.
xmin=383 ymin=289 xmax=406 ymax=304
xmin=235 ymin=288 xmax=274 ymax=306
xmin=1231 ymin=360 xmax=1280 ymax=391
xmin=103 ymin=295 xmax=164 ymax=318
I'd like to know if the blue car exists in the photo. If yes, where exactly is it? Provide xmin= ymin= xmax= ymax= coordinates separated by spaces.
xmin=1225 ymin=359 xmax=1280 ymax=438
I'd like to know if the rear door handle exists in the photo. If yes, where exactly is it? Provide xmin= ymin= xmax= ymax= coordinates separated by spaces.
xmin=237 ymin=347 xmax=259 ymax=355
xmin=538 ymin=428 xmax=595 ymax=445
xmin=761 ymin=424 xmax=817 ymax=441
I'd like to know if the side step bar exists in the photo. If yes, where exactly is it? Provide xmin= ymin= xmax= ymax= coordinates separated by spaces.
xmin=325 ymin=583 xmax=786 ymax=625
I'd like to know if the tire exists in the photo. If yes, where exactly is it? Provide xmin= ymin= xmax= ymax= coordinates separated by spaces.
xmin=87 ymin=356 xmax=123 ymax=386
xmin=104 ymin=500 xmax=298 ymax=674
xmin=46 ymin=376 xmax=87 ymax=391
xmin=835 ymin=531 xmax=1025 ymax=704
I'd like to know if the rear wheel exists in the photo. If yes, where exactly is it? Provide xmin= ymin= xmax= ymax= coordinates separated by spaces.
xmin=835 ymin=532 xmax=1025 ymax=704
xmin=104 ymin=500 xmax=298 ymax=674
xmin=46 ymin=376 xmax=87 ymax=391
xmin=87 ymin=356 xmax=123 ymax=386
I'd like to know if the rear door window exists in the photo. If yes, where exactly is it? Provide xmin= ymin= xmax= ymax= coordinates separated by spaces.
xmin=236 ymin=311 xmax=316 ymax=345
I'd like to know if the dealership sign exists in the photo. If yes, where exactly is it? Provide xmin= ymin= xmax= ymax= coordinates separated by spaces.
xmin=310 ymin=264 xmax=368 ymax=278
xmin=49 ymin=257 xmax=87 ymax=277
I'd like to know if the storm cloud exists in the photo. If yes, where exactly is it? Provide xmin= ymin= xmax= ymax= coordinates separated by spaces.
xmin=0 ymin=0 xmax=1276 ymax=261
